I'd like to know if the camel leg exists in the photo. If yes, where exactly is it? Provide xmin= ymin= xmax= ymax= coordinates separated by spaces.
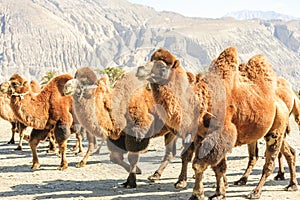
xmin=189 ymin=157 xmax=208 ymax=200
xmin=122 ymin=152 xmax=140 ymax=188
xmin=15 ymin=122 xmax=27 ymax=151
xmin=174 ymin=141 xmax=195 ymax=189
xmin=234 ymin=142 xmax=259 ymax=185
xmin=248 ymin=132 xmax=284 ymax=199
xmin=73 ymin=132 xmax=83 ymax=156
xmin=8 ymin=122 xmax=17 ymax=144
xmin=210 ymin=157 xmax=227 ymax=200
xmin=281 ymin=139 xmax=298 ymax=191
xmin=274 ymin=152 xmax=285 ymax=180
xmin=54 ymin=120 xmax=72 ymax=170
xmin=29 ymin=129 xmax=49 ymax=170
xmin=76 ymin=131 xmax=96 ymax=168
xmin=148 ymin=133 xmax=177 ymax=181
xmin=47 ymin=132 xmax=56 ymax=153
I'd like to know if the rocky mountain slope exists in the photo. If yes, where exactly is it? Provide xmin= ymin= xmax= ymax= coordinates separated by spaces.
xmin=0 ymin=0 xmax=299 ymax=89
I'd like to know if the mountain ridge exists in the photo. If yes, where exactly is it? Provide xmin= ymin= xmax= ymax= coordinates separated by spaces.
xmin=0 ymin=0 xmax=299 ymax=89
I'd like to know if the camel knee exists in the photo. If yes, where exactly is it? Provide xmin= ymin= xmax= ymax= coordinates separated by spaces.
xmin=264 ymin=132 xmax=282 ymax=151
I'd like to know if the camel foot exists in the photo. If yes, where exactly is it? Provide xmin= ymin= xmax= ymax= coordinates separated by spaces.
xmin=47 ymin=149 xmax=56 ymax=154
xmin=7 ymin=140 xmax=15 ymax=144
xmin=14 ymin=146 xmax=22 ymax=151
xmin=284 ymin=184 xmax=298 ymax=191
xmin=148 ymin=171 xmax=161 ymax=182
xmin=58 ymin=165 xmax=68 ymax=171
xmin=247 ymin=190 xmax=261 ymax=199
xmin=136 ymin=167 xmax=142 ymax=175
xmin=274 ymin=172 xmax=285 ymax=180
xmin=174 ymin=180 xmax=187 ymax=189
xmin=75 ymin=151 xmax=83 ymax=156
xmin=209 ymin=194 xmax=226 ymax=200
xmin=188 ymin=194 xmax=205 ymax=200
xmin=31 ymin=163 xmax=40 ymax=171
xmin=75 ymin=161 xmax=86 ymax=168
xmin=121 ymin=173 xmax=137 ymax=188
xmin=234 ymin=177 xmax=248 ymax=186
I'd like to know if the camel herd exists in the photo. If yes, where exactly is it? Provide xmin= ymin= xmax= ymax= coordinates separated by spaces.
xmin=0 ymin=46 xmax=299 ymax=200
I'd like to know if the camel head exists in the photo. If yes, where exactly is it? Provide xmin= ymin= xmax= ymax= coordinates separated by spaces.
xmin=9 ymin=74 xmax=30 ymax=95
xmin=136 ymin=48 xmax=181 ymax=85
xmin=0 ymin=81 xmax=11 ymax=94
xmin=64 ymin=67 xmax=99 ymax=99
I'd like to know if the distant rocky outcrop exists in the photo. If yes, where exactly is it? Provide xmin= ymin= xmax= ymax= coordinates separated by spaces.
xmin=1 ymin=0 xmax=299 ymax=89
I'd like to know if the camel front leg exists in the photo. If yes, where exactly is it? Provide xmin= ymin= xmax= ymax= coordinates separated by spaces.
xmin=234 ymin=142 xmax=259 ymax=185
xmin=15 ymin=122 xmax=27 ymax=151
xmin=58 ymin=140 xmax=68 ymax=170
xmin=211 ymin=158 xmax=227 ymax=200
xmin=175 ymin=141 xmax=195 ymax=189
xmin=189 ymin=158 xmax=208 ymax=200
xmin=8 ymin=122 xmax=17 ymax=144
xmin=148 ymin=133 xmax=177 ymax=181
xmin=122 ymin=152 xmax=140 ymax=188
xmin=76 ymin=131 xmax=97 ymax=168
xmin=29 ymin=129 xmax=48 ymax=170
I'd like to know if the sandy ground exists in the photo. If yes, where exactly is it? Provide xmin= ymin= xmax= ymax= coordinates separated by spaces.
xmin=0 ymin=117 xmax=300 ymax=200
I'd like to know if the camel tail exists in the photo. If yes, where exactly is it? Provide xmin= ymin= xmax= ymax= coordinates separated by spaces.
xmin=292 ymin=95 xmax=300 ymax=133
xmin=197 ymin=129 xmax=236 ymax=166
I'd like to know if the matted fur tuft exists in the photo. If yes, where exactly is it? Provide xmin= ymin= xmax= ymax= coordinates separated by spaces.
xmin=209 ymin=47 xmax=238 ymax=79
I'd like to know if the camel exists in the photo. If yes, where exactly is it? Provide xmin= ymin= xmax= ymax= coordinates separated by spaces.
xmin=6 ymin=73 xmax=75 ymax=170
xmin=0 ymin=80 xmax=42 ymax=150
xmin=63 ymin=66 xmax=197 ymax=189
xmin=233 ymin=72 xmax=300 ymax=185
xmin=136 ymin=47 xmax=297 ymax=199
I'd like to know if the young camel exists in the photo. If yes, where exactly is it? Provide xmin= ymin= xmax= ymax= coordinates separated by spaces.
xmin=64 ymin=66 xmax=196 ymax=188
xmin=136 ymin=47 xmax=297 ymax=199
xmin=7 ymin=73 xmax=76 ymax=170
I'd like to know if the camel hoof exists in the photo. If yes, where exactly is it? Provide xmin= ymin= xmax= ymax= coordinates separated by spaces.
xmin=8 ymin=140 xmax=15 ymax=144
xmin=58 ymin=165 xmax=68 ymax=170
xmin=75 ymin=151 xmax=83 ymax=156
xmin=189 ymin=194 xmax=205 ymax=200
xmin=136 ymin=167 xmax=142 ymax=175
xmin=148 ymin=171 xmax=161 ymax=182
xmin=285 ymin=184 xmax=298 ymax=191
xmin=31 ymin=163 xmax=40 ymax=171
xmin=14 ymin=146 xmax=22 ymax=151
xmin=209 ymin=194 xmax=226 ymax=200
xmin=274 ymin=173 xmax=285 ymax=180
xmin=174 ymin=180 xmax=187 ymax=189
xmin=121 ymin=181 xmax=137 ymax=188
xmin=47 ymin=149 xmax=56 ymax=154
xmin=75 ymin=161 xmax=86 ymax=168
xmin=247 ymin=190 xmax=261 ymax=199
xmin=234 ymin=177 xmax=247 ymax=186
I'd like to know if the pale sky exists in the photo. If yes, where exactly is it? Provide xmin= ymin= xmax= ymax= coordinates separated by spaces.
xmin=127 ymin=0 xmax=300 ymax=18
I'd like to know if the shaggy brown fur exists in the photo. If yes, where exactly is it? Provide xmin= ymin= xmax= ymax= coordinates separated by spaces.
xmin=64 ymin=67 xmax=194 ymax=189
xmin=8 ymin=73 xmax=74 ymax=170
xmin=0 ymin=80 xmax=41 ymax=150
xmin=136 ymin=47 xmax=296 ymax=199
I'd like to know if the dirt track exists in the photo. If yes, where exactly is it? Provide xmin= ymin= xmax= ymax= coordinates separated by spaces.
xmin=0 ymin=117 xmax=300 ymax=200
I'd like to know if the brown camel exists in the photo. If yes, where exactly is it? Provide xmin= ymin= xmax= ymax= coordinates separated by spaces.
xmin=7 ymin=73 xmax=75 ymax=170
xmin=136 ymin=47 xmax=297 ymax=199
xmin=63 ymin=66 xmax=196 ymax=189
xmin=234 ymin=73 xmax=300 ymax=185
xmin=0 ymin=80 xmax=41 ymax=150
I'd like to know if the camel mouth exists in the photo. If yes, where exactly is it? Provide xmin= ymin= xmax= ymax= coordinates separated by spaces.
xmin=63 ymin=80 xmax=77 ymax=96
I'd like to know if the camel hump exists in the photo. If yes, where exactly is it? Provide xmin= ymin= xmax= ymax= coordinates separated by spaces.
xmin=209 ymin=46 xmax=238 ymax=79
xmin=245 ymin=54 xmax=275 ymax=82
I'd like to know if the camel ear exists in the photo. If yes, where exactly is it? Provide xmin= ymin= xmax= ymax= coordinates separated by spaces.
xmin=172 ymin=59 xmax=180 ymax=68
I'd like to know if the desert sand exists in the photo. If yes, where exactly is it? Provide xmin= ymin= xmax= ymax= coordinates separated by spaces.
xmin=0 ymin=117 xmax=299 ymax=200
